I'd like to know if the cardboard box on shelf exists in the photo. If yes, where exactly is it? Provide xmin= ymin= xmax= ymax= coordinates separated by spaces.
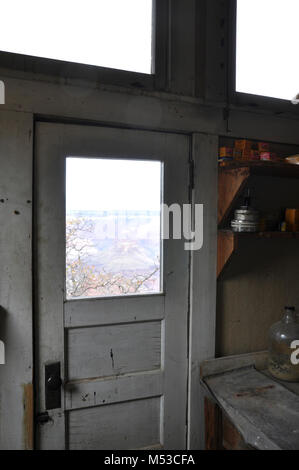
xmin=260 ymin=152 xmax=280 ymax=162
xmin=233 ymin=149 xmax=242 ymax=160
xmin=235 ymin=149 xmax=259 ymax=161
xmin=260 ymin=153 xmax=271 ymax=161
xmin=285 ymin=209 xmax=299 ymax=232
xmin=219 ymin=147 xmax=233 ymax=158
xmin=258 ymin=142 xmax=270 ymax=152
xmin=240 ymin=150 xmax=252 ymax=160
xmin=250 ymin=150 xmax=260 ymax=161
xmin=235 ymin=140 xmax=252 ymax=152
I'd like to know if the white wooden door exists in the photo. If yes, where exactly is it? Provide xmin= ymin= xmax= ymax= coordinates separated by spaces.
xmin=35 ymin=123 xmax=190 ymax=450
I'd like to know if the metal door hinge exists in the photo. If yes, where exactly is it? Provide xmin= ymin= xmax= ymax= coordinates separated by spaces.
xmin=189 ymin=160 xmax=195 ymax=191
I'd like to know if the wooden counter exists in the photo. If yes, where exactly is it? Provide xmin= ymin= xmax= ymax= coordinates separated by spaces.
xmin=201 ymin=352 xmax=299 ymax=450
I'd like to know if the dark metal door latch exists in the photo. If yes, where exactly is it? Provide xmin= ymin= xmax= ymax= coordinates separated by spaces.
xmin=45 ymin=362 xmax=62 ymax=410
xmin=36 ymin=411 xmax=52 ymax=425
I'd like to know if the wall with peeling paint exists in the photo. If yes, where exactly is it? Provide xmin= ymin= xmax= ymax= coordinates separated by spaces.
xmin=0 ymin=111 xmax=33 ymax=449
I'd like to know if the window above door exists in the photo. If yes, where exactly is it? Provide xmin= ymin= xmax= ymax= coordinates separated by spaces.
xmin=0 ymin=0 xmax=153 ymax=74
xmin=0 ymin=0 xmax=173 ymax=90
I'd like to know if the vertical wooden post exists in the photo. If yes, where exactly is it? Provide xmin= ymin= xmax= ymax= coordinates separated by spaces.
xmin=23 ymin=384 xmax=34 ymax=450
xmin=188 ymin=134 xmax=218 ymax=450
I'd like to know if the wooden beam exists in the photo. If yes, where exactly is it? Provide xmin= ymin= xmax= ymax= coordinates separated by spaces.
xmin=189 ymin=134 xmax=218 ymax=450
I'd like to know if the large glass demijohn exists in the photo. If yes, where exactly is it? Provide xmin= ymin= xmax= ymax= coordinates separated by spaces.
xmin=268 ymin=307 xmax=299 ymax=382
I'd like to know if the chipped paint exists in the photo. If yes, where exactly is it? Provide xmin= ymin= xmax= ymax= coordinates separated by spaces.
xmin=23 ymin=384 xmax=34 ymax=450
xmin=110 ymin=349 xmax=115 ymax=369
xmin=235 ymin=385 xmax=275 ymax=398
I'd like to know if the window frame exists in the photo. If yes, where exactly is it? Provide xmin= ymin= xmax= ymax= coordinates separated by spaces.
xmin=65 ymin=156 xmax=164 ymax=301
xmin=0 ymin=0 xmax=168 ymax=91
xmin=229 ymin=0 xmax=299 ymax=115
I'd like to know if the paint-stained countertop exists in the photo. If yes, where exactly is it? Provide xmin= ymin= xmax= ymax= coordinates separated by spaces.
xmin=201 ymin=352 xmax=299 ymax=450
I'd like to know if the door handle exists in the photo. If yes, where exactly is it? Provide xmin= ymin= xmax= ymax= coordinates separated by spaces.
xmin=46 ymin=374 xmax=62 ymax=391
xmin=45 ymin=362 xmax=62 ymax=410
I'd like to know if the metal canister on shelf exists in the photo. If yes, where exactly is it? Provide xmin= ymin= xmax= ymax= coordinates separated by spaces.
xmin=231 ymin=206 xmax=260 ymax=233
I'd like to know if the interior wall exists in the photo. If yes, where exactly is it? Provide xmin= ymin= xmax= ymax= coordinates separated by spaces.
xmin=0 ymin=111 xmax=33 ymax=449
xmin=217 ymin=240 xmax=299 ymax=356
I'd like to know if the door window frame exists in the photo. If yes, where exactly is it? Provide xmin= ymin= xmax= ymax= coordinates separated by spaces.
xmin=64 ymin=156 xmax=164 ymax=301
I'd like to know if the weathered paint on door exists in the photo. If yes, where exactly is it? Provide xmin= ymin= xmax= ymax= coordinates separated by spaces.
xmin=35 ymin=123 xmax=190 ymax=450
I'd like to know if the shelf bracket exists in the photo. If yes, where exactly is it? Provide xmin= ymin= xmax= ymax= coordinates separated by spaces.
xmin=218 ymin=167 xmax=250 ymax=226
xmin=217 ymin=231 xmax=237 ymax=278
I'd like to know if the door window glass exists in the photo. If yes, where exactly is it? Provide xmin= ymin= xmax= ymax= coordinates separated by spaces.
xmin=66 ymin=158 xmax=162 ymax=299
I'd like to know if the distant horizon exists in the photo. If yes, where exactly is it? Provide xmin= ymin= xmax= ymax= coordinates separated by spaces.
xmin=66 ymin=208 xmax=161 ymax=215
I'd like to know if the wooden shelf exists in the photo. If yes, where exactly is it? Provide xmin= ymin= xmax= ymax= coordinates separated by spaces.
xmin=217 ymin=230 xmax=299 ymax=277
xmin=220 ymin=229 xmax=299 ymax=239
xmin=218 ymin=161 xmax=299 ymax=227
xmin=218 ymin=160 xmax=299 ymax=277
xmin=219 ymin=161 xmax=299 ymax=179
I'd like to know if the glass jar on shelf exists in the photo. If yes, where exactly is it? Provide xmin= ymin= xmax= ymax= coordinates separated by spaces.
xmin=268 ymin=306 xmax=299 ymax=382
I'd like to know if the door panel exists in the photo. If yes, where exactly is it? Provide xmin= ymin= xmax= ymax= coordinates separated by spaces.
xmin=67 ymin=321 xmax=162 ymax=380
xmin=68 ymin=397 xmax=161 ymax=450
xmin=64 ymin=295 xmax=165 ymax=328
xmin=35 ymin=123 xmax=190 ymax=450
xmin=65 ymin=370 xmax=163 ymax=411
